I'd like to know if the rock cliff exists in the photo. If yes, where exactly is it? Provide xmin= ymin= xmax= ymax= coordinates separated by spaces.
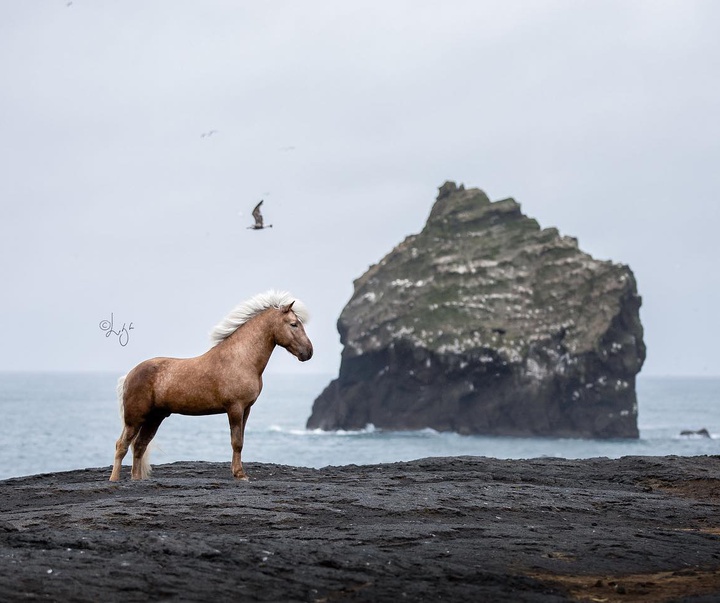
xmin=308 ymin=182 xmax=646 ymax=438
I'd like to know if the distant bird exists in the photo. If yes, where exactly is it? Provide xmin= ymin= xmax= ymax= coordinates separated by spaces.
xmin=201 ymin=130 xmax=218 ymax=138
xmin=66 ymin=1 xmax=72 ymax=6
xmin=279 ymin=145 xmax=296 ymax=152
xmin=247 ymin=200 xmax=272 ymax=230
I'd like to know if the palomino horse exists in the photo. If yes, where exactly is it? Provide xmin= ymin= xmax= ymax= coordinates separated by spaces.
xmin=109 ymin=290 xmax=313 ymax=482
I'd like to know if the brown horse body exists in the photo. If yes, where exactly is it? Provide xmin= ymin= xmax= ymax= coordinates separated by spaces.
xmin=109 ymin=291 xmax=312 ymax=482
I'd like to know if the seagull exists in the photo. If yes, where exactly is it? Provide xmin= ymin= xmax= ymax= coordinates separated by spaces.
xmin=247 ymin=200 xmax=272 ymax=230
xmin=201 ymin=130 xmax=218 ymax=138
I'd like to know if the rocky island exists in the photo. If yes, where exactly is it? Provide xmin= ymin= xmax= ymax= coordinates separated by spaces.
xmin=308 ymin=182 xmax=645 ymax=438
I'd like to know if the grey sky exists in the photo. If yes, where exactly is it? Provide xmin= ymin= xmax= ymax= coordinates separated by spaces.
xmin=1 ymin=1 xmax=718 ymax=377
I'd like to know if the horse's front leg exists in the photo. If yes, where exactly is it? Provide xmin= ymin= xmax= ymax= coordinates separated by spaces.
xmin=228 ymin=403 xmax=252 ymax=480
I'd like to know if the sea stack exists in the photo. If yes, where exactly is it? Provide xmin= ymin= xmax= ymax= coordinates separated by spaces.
xmin=308 ymin=182 xmax=646 ymax=438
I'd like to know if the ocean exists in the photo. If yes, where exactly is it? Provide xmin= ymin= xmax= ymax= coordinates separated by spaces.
xmin=0 ymin=372 xmax=717 ymax=481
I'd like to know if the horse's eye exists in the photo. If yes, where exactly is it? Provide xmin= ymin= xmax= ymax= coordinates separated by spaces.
xmin=290 ymin=322 xmax=298 ymax=328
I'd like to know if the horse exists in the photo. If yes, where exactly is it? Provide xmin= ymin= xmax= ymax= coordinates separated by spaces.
xmin=109 ymin=290 xmax=313 ymax=482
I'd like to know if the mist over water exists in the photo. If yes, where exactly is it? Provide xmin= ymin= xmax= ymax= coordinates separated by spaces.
xmin=0 ymin=373 xmax=717 ymax=481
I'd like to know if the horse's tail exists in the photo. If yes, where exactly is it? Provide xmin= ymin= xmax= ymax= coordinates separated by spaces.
xmin=116 ymin=375 xmax=127 ymax=420
xmin=135 ymin=445 xmax=152 ymax=479
xmin=116 ymin=373 xmax=152 ymax=479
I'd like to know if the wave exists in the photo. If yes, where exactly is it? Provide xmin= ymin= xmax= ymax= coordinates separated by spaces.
xmin=262 ymin=424 xmax=452 ymax=438
xmin=266 ymin=424 xmax=376 ymax=436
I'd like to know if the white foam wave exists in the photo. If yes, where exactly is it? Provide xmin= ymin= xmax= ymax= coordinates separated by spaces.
xmin=265 ymin=424 xmax=377 ymax=436
xmin=261 ymin=424 xmax=452 ymax=438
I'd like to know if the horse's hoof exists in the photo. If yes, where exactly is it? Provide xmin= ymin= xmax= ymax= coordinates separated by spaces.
xmin=234 ymin=475 xmax=249 ymax=481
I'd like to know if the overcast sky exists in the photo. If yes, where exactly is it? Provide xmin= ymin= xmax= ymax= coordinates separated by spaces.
xmin=1 ymin=1 xmax=718 ymax=377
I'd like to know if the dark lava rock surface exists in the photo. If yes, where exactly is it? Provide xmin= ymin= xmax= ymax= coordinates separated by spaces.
xmin=308 ymin=182 xmax=645 ymax=438
xmin=1 ymin=456 xmax=719 ymax=602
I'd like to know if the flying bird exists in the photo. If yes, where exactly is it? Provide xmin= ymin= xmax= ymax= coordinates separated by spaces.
xmin=247 ymin=200 xmax=272 ymax=230
xmin=201 ymin=130 xmax=218 ymax=138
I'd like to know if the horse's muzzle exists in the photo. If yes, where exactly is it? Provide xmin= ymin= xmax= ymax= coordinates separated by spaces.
xmin=298 ymin=347 xmax=313 ymax=362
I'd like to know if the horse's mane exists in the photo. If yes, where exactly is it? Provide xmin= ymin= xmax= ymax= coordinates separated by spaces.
xmin=209 ymin=290 xmax=310 ymax=347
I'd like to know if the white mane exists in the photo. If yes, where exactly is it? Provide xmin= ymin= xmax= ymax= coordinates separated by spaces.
xmin=209 ymin=290 xmax=310 ymax=347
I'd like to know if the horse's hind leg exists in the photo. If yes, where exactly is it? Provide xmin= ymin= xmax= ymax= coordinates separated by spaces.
xmin=110 ymin=424 xmax=141 ymax=482
xmin=131 ymin=412 xmax=166 ymax=480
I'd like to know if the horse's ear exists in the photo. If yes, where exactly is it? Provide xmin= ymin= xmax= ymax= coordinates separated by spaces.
xmin=282 ymin=301 xmax=295 ymax=314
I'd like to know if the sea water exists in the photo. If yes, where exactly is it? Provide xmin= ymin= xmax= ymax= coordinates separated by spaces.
xmin=0 ymin=372 xmax=717 ymax=481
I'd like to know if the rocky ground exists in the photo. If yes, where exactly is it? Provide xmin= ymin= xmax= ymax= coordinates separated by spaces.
xmin=1 ymin=455 xmax=719 ymax=602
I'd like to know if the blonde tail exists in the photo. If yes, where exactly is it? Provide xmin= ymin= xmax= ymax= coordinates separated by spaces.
xmin=116 ymin=375 xmax=127 ymax=420
xmin=136 ymin=449 xmax=152 ymax=479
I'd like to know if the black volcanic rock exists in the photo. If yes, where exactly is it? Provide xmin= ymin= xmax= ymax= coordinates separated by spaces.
xmin=2 ymin=457 xmax=720 ymax=601
xmin=308 ymin=182 xmax=646 ymax=438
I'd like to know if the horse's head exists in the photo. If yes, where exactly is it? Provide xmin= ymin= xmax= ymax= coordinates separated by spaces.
xmin=275 ymin=302 xmax=313 ymax=361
